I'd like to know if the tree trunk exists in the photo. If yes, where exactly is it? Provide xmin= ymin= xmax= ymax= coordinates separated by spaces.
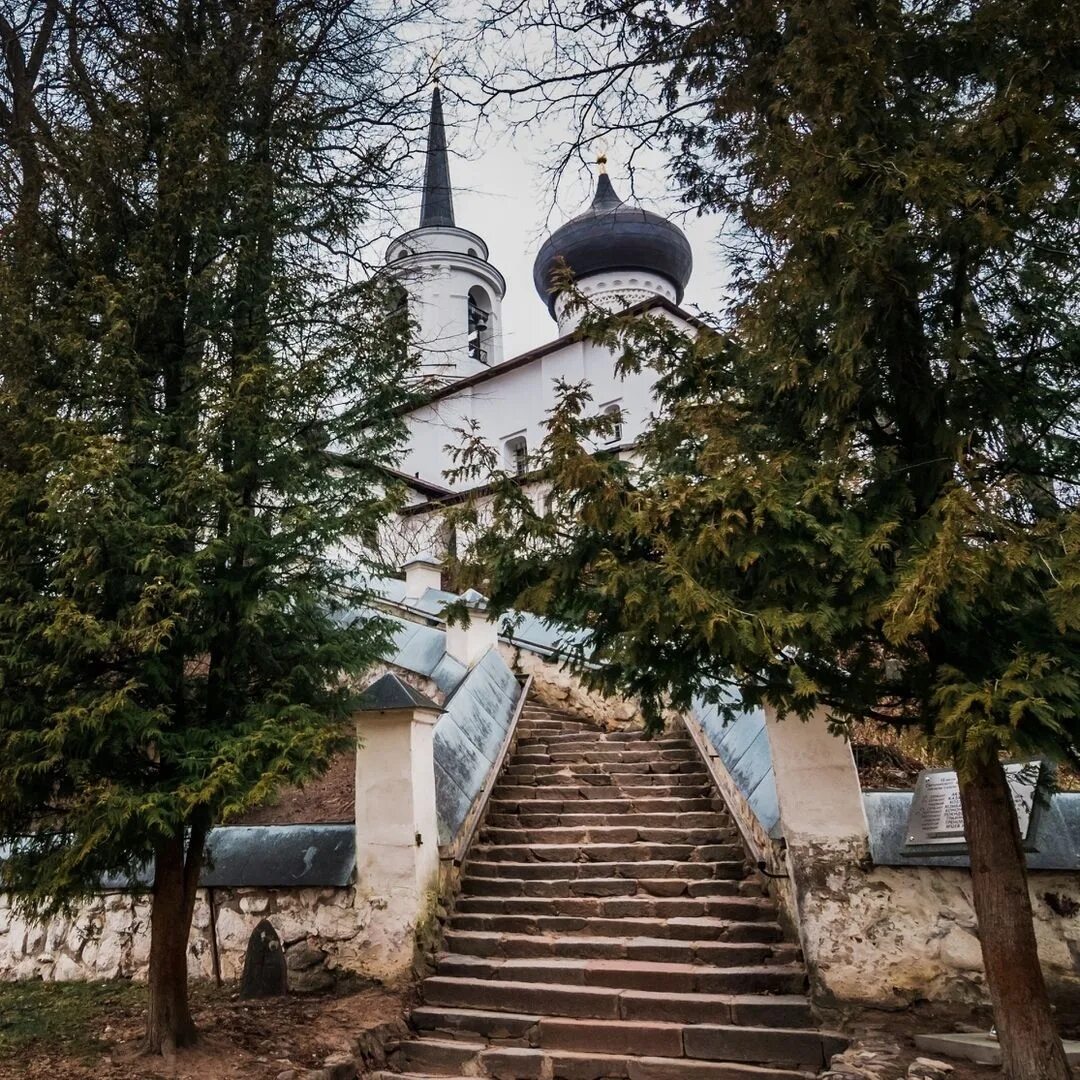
xmin=958 ymin=755 xmax=1071 ymax=1080
xmin=144 ymin=824 xmax=208 ymax=1055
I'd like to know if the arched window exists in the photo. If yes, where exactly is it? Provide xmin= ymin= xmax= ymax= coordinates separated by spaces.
xmin=504 ymin=435 xmax=528 ymax=477
xmin=601 ymin=402 xmax=623 ymax=445
xmin=467 ymin=286 xmax=493 ymax=365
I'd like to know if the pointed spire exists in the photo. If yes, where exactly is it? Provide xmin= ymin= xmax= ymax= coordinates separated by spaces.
xmin=420 ymin=85 xmax=455 ymax=229
xmin=590 ymin=157 xmax=623 ymax=211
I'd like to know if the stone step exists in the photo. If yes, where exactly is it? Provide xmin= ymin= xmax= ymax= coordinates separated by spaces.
xmin=516 ymin=720 xmax=597 ymax=733
xmin=498 ymin=766 xmax=712 ymax=783
xmin=542 ymin=748 xmax=700 ymax=764
xmin=493 ymin=783 xmax=715 ymax=801
xmin=516 ymin=743 xmax=699 ymax=760
xmin=516 ymin=729 xmax=682 ymax=745
xmin=492 ymin=786 xmax=717 ymax=803
xmin=443 ymin=929 xmax=798 ymax=966
xmin=535 ymin=1017 xmax=839 ymax=1067
xmin=411 ymin=997 xmax=817 ymax=1041
xmin=463 ymin=859 xmax=748 ymax=881
xmin=490 ymin=799 xmax=725 ymax=812
xmin=485 ymin=811 xmax=731 ymax=829
xmin=459 ymin=876 xmax=753 ymax=900
xmin=392 ymin=1041 xmax=817 ymax=1079
xmin=478 ymin=826 xmax=738 ymax=846
xmin=467 ymin=842 xmax=747 ymax=864
xmin=391 ymin=1036 xmax=485 ymax=1074
xmin=501 ymin=761 xmax=708 ymax=778
xmin=453 ymin=894 xmax=776 ymax=923
xmin=434 ymin=954 xmax=807 ymax=995
xmin=422 ymin=977 xmax=813 ymax=1026
xmin=448 ymin=913 xmax=785 ymax=943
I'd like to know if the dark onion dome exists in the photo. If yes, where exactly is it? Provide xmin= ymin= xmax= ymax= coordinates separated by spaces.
xmin=532 ymin=171 xmax=693 ymax=316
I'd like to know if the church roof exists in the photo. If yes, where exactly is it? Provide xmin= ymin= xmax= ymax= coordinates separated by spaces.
xmin=419 ymin=86 xmax=455 ymax=228
xmin=396 ymin=295 xmax=704 ymax=417
xmin=356 ymin=671 xmax=443 ymax=713
xmin=533 ymin=172 xmax=693 ymax=316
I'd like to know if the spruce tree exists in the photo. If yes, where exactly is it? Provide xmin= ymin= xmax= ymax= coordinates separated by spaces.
xmin=460 ymin=1 xmax=1080 ymax=1075
xmin=0 ymin=0 xmax=421 ymax=1051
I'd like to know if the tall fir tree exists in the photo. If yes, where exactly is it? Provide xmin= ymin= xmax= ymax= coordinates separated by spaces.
xmin=0 ymin=0 xmax=422 ymax=1051
xmin=460 ymin=1 xmax=1080 ymax=1076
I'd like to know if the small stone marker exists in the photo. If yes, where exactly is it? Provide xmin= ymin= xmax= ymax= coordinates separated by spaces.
xmin=240 ymin=918 xmax=288 ymax=998
xmin=913 ymin=1032 xmax=1080 ymax=1067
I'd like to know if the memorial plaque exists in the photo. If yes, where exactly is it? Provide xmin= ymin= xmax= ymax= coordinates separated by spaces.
xmin=903 ymin=760 xmax=1043 ymax=853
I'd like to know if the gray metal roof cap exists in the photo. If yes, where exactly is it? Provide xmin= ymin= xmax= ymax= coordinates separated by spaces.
xmin=403 ymin=550 xmax=442 ymax=569
xmin=356 ymin=672 xmax=442 ymax=713
xmin=460 ymin=588 xmax=489 ymax=611
xmin=533 ymin=173 xmax=693 ymax=315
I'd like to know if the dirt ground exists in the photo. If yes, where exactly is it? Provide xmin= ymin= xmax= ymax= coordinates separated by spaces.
xmin=820 ymin=1000 xmax=1076 ymax=1079
xmin=0 ymin=978 xmax=1067 ymax=1080
xmin=236 ymin=751 xmax=355 ymax=825
xmin=0 ymin=978 xmax=406 ymax=1080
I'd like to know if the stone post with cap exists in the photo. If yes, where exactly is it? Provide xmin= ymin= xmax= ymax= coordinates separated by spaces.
xmin=445 ymin=588 xmax=497 ymax=668
xmin=402 ymin=551 xmax=443 ymax=598
xmin=353 ymin=671 xmax=444 ymax=980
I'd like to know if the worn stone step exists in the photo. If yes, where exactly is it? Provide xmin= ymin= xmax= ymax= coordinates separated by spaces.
xmin=488 ymin=796 xmax=723 ymax=815
xmin=369 ymin=1071 xmax=470 ymax=1080
xmin=493 ymin=783 xmax=715 ymax=801
xmin=467 ymin=842 xmax=747 ymax=864
xmin=392 ymin=1036 xmax=486 ymax=1074
xmin=517 ymin=720 xmax=596 ymax=733
xmin=516 ymin=743 xmax=699 ymax=760
xmin=460 ymin=876 xmax=751 ymax=900
xmin=498 ymin=767 xmax=711 ymax=784
xmin=516 ymin=728 xmax=681 ymax=744
xmin=434 ymin=954 xmax=807 ymax=995
xmin=475 ymin=1046 xmax=816 ymax=1079
xmin=502 ymin=761 xmax=708 ymax=778
xmin=485 ymin=811 xmax=731 ymax=830
xmin=543 ymin=748 xmax=700 ymax=764
xmin=463 ymin=859 xmax=747 ymax=882
xmin=422 ymin=978 xmax=813 ymax=1027
xmin=534 ymin=1018 xmax=841 ymax=1067
xmin=454 ymin=894 xmax=773 ymax=920
xmin=448 ymin=912 xmax=785 ymax=943
xmin=478 ymin=826 xmax=738 ymax=846
xmin=384 ymin=1041 xmax=812 ymax=1080
xmin=411 ymin=998 xmax=817 ymax=1043
xmin=444 ymin=929 xmax=797 ymax=966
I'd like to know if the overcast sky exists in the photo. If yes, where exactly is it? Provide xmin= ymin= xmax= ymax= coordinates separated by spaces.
xmin=384 ymin=91 xmax=731 ymax=358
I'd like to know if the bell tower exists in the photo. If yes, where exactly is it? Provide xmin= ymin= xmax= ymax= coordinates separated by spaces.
xmin=386 ymin=84 xmax=506 ymax=382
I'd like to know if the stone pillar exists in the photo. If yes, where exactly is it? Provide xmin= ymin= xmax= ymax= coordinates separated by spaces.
xmin=403 ymin=552 xmax=443 ymax=598
xmin=354 ymin=672 xmax=443 ymax=981
xmin=764 ymin=705 xmax=870 ymax=1002
xmin=445 ymin=588 xmax=497 ymax=668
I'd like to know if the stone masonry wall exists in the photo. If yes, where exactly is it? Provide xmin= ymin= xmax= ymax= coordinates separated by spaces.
xmin=788 ymin=838 xmax=1080 ymax=1011
xmin=499 ymin=644 xmax=639 ymax=728
xmin=0 ymin=885 xmax=373 ymax=988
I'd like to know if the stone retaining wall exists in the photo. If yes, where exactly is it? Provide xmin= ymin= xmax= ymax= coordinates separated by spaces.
xmin=500 ymin=644 xmax=639 ymax=728
xmin=0 ymin=885 xmax=372 ymax=987
xmin=788 ymin=839 xmax=1080 ymax=1010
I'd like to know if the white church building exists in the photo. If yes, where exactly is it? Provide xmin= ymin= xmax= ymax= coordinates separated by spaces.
xmin=385 ymin=86 xmax=699 ymax=560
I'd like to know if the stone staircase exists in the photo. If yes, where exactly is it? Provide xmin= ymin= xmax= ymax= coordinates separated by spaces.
xmin=372 ymin=700 xmax=843 ymax=1079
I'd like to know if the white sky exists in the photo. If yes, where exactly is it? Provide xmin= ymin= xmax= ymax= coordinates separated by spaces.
xmin=385 ymin=96 xmax=731 ymax=358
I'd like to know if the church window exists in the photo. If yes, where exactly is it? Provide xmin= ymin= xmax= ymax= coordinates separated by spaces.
xmin=602 ymin=403 xmax=623 ymax=445
xmin=505 ymin=435 xmax=528 ymax=477
xmin=467 ymin=286 xmax=493 ymax=365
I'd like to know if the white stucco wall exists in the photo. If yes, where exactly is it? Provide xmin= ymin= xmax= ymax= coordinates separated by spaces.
xmin=397 ymin=304 xmax=693 ymax=491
